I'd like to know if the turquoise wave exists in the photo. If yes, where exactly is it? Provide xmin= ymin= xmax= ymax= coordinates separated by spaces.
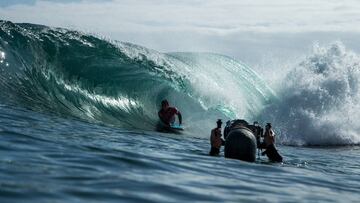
xmin=0 ymin=20 xmax=275 ymax=132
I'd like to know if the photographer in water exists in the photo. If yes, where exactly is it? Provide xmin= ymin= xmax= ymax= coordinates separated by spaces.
xmin=209 ymin=119 xmax=224 ymax=156
xmin=261 ymin=123 xmax=283 ymax=162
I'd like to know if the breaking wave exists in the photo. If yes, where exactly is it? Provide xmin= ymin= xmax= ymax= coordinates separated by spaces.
xmin=2 ymin=20 xmax=358 ymax=145
xmin=0 ymin=21 xmax=273 ymax=134
xmin=262 ymin=42 xmax=360 ymax=146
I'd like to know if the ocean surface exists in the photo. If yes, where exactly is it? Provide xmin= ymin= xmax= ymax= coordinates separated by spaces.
xmin=1 ymin=21 xmax=360 ymax=202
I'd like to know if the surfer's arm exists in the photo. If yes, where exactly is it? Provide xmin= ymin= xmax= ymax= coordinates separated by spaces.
xmin=178 ymin=111 xmax=182 ymax=125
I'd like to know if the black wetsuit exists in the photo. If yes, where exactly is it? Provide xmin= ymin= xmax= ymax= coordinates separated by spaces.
xmin=209 ymin=147 xmax=220 ymax=156
xmin=262 ymin=144 xmax=283 ymax=162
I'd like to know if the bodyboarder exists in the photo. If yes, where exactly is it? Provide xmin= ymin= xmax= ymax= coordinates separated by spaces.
xmin=158 ymin=99 xmax=182 ymax=127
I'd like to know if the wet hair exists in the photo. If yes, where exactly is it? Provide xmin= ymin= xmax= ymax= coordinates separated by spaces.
xmin=161 ymin=99 xmax=169 ymax=107
xmin=216 ymin=119 xmax=222 ymax=125
xmin=266 ymin=123 xmax=272 ymax=128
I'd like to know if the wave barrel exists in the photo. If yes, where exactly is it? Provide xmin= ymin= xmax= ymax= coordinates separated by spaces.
xmin=225 ymin=127 xmax=257 ymax=162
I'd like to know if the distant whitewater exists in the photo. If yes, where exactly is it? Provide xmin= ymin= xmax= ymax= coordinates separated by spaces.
xmin=1 ymin=20 xmax=359 ymax=146
xmin=262 ymin=42 xmax=360 ymax=146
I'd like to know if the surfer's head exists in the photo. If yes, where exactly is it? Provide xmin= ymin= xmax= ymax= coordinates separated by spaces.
xmin=161 ymin=99 xmax=169 ymax=109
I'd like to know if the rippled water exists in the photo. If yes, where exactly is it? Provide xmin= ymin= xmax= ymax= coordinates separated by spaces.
xmin=1 ymin=105 xmax=359 ymax=203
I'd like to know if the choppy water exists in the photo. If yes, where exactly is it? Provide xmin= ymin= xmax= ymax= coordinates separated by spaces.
xmin=1 ymin=21 xmax=360 ymax=202
xmin=1 ymin=105 xmax=360 ymax=203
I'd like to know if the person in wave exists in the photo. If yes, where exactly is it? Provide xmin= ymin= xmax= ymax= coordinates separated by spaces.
xmin=158 ymin=99 xmax=182 ymax=126
xmin=209 ymin=119 xmax=225 ymax=156
xmin=261 ymin=123 xmax=283 ymax=162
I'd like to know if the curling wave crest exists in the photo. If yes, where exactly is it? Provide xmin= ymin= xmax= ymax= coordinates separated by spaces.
xmin=0 ymin=21 xmax=274 ymax=134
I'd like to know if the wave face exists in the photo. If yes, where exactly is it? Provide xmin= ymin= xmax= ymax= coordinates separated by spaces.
xmin=262 ymin=42 xmax=360 ymax=146
xmin=0 ymin=21 xmax=274 ymax=134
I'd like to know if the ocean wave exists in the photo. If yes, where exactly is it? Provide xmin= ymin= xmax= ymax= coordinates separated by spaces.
xmin=0 ymin=20 xmax=273 ymax=134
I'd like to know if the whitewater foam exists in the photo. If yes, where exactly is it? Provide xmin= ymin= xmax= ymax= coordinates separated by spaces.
xmin=262 ymin=42 xmax=360 ymax=145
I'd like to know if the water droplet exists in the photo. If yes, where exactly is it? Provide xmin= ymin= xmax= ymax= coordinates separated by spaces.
xmin=0 ymin=51 xmax=5 ymax=60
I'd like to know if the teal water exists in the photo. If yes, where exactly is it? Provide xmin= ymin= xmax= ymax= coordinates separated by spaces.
xmin=1 ymin=105 xmax=359 ymax=203
xmin=1 ymin=21 xmax=360 ymax=202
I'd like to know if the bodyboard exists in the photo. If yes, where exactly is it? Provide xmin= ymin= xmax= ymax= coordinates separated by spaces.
xmin=170 ymin=124 xmax=184 ymax=131
xmin=156 ymin=121 xmax=184 ymax=133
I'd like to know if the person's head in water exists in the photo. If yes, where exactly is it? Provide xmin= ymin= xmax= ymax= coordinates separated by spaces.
xmin=266 ymin=123 xmax=272 ymax=130
xmin=161 ymin=99 xmax=169 ymax=110
xmin=216 ymin=119 xmax=222 ymax=128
